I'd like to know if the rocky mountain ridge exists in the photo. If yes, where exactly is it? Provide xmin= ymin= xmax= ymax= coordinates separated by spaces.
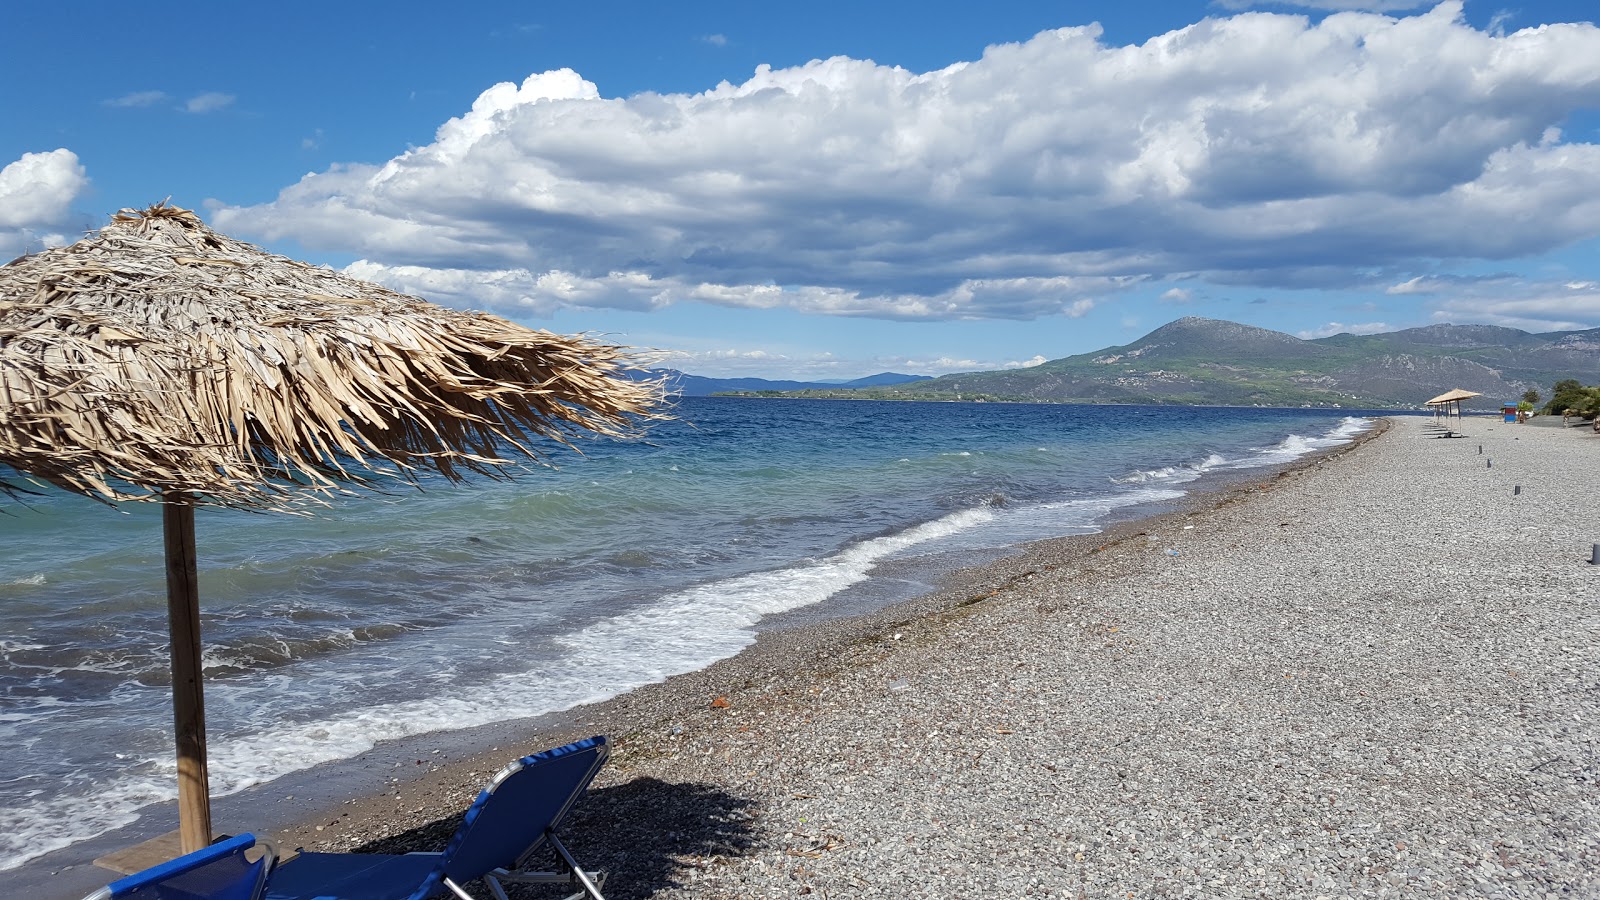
xmin=758 ymin=318 xmax=1600 ymax=408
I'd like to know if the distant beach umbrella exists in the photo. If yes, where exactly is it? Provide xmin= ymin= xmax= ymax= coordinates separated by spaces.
xmin=1424 ymin=388 xmax=1484 ymax=405
xmin=1424 ymin=388 xmax=1483 ymax=423
xmin=0 ymin=204 xmax=663 ymax=854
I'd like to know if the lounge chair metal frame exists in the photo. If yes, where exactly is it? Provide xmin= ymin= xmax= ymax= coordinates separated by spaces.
xmin=470 ymin=830 xmax=606 ymax=900
xmin=265 ymin=736 xmax=610 ymax=900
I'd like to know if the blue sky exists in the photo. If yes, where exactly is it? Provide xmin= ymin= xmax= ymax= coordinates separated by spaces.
xmin=4 ymin=1 xmax=1599 ymax=380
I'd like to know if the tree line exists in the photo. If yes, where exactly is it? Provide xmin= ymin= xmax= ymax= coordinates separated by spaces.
xmin=1538 ymin=380 xmax=1600 ymax=419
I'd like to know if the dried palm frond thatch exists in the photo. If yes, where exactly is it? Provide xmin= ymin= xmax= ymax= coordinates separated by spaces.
xmin=0 ymin=203 xmax=665 ymax=854
xmin=0 ymin=203 xmax=663 ymax=511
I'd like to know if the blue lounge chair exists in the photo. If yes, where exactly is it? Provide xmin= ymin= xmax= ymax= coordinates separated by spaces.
xmin=83 ymin=833 xmax=276 ymax=900
xmin=265 ymin=736 xmax=610 ymax=900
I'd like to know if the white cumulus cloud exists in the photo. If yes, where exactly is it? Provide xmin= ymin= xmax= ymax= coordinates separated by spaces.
xmin=655 ymin=347 xmax=1052 ymax=378
xmin=1296 ymin=321 xmax=1394 ymax=338
xmin=1402 ymin=274 xmax=1600 ymax=331
xmin=0 ymin=149 xmax=90 ymax=259
xmin=1004 ymin=355 xmax=1050 ymax=368
xmin=184 ymin=92 xmax=236 ymax=113
xmin=345 ymin=260 xmax=1121 ymax=321
xmin=1214 ymin=1 xmax=1428 ymax=10
xmin=104 ymin=90 xmax=170 ymax=108
xmin=217 ymin=3 xmax=1600 ymax=323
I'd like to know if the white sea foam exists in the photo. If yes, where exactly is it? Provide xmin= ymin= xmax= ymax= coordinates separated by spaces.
xmin=0 ymin=409 xmax=1380 ymax=873
xmin=1036 ymin=486 xmax=1187 ymax=512
xmin=1115 ymin=418 xmax=1371 ymax=484
xmin=0 ymin=505 xmax=999 ymax=873
xmin=1253 ymin=434 xmax=1319 ymax=461
xmin=0 ymin=774 xmax=168 ymax=873
xmin=567 ymin=506 xmax=996 ymax=662
xmin=942 ymin=486 xmax=1187 ymax=551
xmin=1249 ymin=417 xmax=1372 ymax=464
xmin=1112 ymin=455 xmax=1225 ymax=485
xmin=1330 ymin=416 xmax=1373 ymax=441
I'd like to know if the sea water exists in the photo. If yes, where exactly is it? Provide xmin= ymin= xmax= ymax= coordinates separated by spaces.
xmin=0 ymin=398 xmax=1374 ymax=872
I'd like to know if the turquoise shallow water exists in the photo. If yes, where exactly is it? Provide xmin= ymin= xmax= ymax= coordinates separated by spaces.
xmin=0 ymin=398 xmax=1375 ymax=871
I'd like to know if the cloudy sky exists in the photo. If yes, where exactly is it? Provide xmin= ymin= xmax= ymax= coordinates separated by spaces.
xmin=5 ymin=0 xmax=1598 ymax=379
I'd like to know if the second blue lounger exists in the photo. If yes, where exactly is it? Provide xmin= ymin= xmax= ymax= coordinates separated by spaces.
xmin=265 ymin=736 xmax=609 ymax=900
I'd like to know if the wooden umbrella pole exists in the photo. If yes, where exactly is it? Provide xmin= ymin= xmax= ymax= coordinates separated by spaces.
xmin=163 ymin=493 xmax=212 ymax=854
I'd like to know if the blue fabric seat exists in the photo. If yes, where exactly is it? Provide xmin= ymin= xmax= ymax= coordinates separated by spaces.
xmin=265 ymin=736 xmax=609 ymax=900
xmin=83 ymin=833 xmax=275 ymax=900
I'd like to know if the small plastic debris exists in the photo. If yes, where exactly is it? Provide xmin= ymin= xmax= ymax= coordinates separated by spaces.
xmin=710 ymin=696 xmax=731 ymax=709
xmin=1166 ymin=548 xmax=1180 ymax=556
xmin=888 ymin=677 xmax=910 ymax=691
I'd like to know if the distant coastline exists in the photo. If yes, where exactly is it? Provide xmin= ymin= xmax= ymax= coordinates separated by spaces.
xmin=708 ymin=390 xmax=1407 ymax=409
xmin=664 ymin=315 xmax=1600 ymax=409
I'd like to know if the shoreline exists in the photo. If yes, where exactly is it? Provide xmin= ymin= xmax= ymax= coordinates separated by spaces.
xmin=259 ymin=421 xmax=1393 ymax=852
xmin=56 ymin=409 xmax=1593 ymax=890
xmin=19 ymin=416 xmax=1391 ymax=898
xmin=265 ymin=411 xmax=1600 ymax=898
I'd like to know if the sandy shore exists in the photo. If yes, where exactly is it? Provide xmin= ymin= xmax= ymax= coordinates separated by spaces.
xmin=50 ymin=413 xmax=1598 ymax=899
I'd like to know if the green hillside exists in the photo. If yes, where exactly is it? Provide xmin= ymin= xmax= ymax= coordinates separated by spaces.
xmin=742 ymin=318 xmax=1600 ymax=408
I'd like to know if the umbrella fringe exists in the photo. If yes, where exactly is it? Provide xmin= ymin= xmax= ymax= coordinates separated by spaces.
xmin=0 ymin=203 xmax=668 ymax=512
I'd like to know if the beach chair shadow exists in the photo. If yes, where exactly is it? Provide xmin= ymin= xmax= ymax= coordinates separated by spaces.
xmin=82 ymin=833 xmax=275 ymax=900
xmin=343 ymin=774 xmax=759 ymax=900
xmin=543 ymin=777 xmax=760 ymax=900
xmin=265 ymin=736 xmax=610 ymax=900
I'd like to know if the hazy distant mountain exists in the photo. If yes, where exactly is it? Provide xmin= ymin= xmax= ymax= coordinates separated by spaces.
xmin=832 ymin=372 xmax=936 ymax=388
xmin=767 ymin=317 xmax=1600 ymax=408
xmin=640 ymin=369 xmax=931 ymax=396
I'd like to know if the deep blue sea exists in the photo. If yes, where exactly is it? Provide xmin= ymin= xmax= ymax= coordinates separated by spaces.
xmin=0 ymin=398 xmax=1374 ymax=871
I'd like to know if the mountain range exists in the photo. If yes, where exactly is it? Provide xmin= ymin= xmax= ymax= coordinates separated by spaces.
xmin=720 ymin=318 xmax=1600 ymax=408
xmin=642 ymin=369 xmax=931 ymax=396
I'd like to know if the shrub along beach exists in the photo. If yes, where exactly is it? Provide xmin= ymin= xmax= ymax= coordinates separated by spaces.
xmin=222 ymin=414 xmax=1596 ymax=899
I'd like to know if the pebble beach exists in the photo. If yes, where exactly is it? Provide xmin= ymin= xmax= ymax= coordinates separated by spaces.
xmin=121 ymin=414 xmax=1600 ymax=898
xmin=547 ymin=414 xmax=1595 ymax=899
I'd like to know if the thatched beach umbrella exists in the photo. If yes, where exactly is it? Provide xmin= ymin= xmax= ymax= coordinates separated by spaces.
xmin=0 ymin=204 xmax=661 ymax=854
xmin=1425 ymin=388 xmax=1483 ymax=423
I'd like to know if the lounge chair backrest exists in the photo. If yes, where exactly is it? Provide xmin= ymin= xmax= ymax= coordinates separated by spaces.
xmin=433 ymin=736 xmax=609 ymax=890
xmin=88 ymin=833 xmax=273 ymax=900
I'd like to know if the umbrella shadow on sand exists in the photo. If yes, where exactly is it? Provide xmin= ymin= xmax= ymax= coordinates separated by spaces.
xmin=351 ymin=778 xmax=760 ymax=899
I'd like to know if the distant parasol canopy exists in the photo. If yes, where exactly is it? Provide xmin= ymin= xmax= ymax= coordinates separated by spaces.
xmin=1423 ymin=388 xmax=1484 ymax=406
